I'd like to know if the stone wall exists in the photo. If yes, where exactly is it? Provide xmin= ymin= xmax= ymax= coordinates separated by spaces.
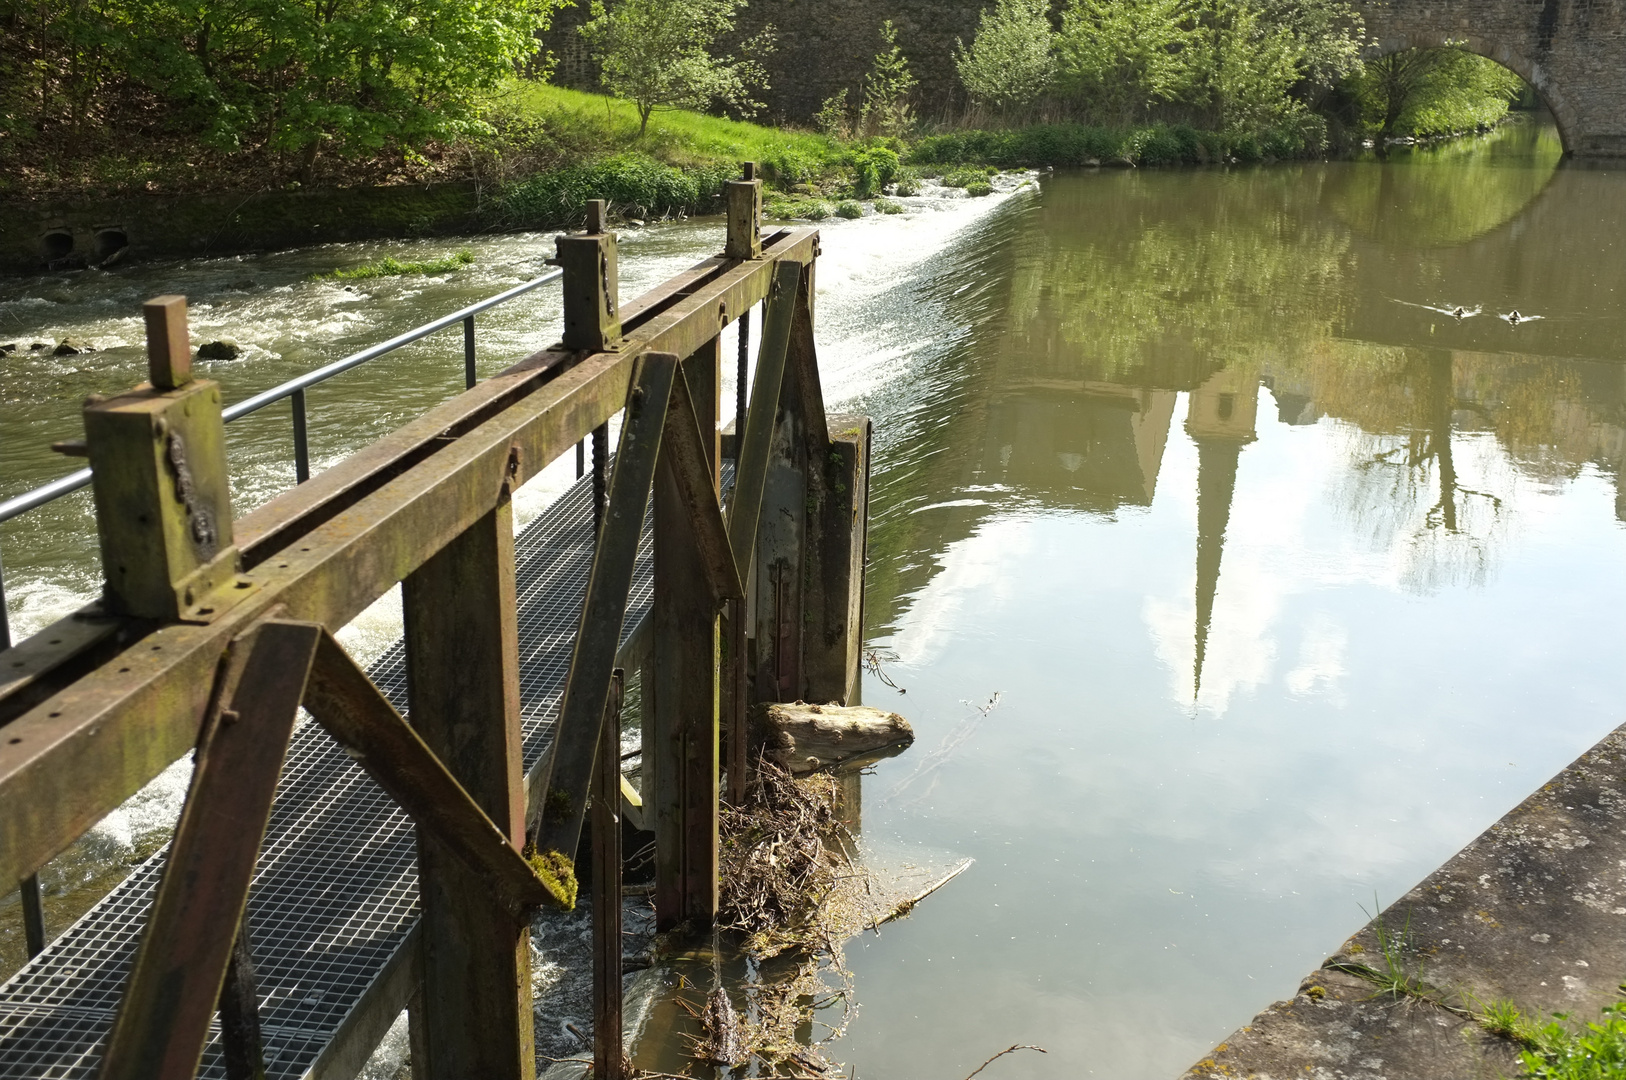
xmin=0 ymin=183 xmax=484 ymax=275
xmin=1365 ymin=0 xmax=1626 ymax=157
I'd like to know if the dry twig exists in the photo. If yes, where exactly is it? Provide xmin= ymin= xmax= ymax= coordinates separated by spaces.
xmin=962 ymin=1044 xmax=1048 ymax=1080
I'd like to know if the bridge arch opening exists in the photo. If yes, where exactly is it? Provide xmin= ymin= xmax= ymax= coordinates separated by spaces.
xmin=1362 ymin=34 xmax=1573 ymax=153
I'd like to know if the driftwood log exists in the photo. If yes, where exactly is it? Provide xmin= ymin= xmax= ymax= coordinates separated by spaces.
xmin=752 ymin=703 xmax=914 ymax=774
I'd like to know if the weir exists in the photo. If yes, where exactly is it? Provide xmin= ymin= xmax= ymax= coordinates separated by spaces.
xmin=0 ymin=171 xmax=871 ymax=1079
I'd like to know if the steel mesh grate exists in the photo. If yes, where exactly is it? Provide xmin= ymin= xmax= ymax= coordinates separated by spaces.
xmin=0 ymin=469 xmax=653 ymax=1079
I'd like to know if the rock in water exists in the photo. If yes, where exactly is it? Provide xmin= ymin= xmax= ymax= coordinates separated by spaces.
xmin=53 ymin=337 xmax=95 ymax=355
xmin=196 ymin=340 xmax=242 ymax=361
xmin=696 ymin=986 xmax=746 ymax=1067
xmin=754 ymin=702 xmax=914 ymax=774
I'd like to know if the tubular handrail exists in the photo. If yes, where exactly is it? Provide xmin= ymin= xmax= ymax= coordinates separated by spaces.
xmin=222 ymin=269 xmax=561 ymax=423
xmin=0 ymin=269 xmax=564 ymax=528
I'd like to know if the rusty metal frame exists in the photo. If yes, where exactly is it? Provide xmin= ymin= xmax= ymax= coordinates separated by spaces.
xmin=0 ymin=227 xmax=819 ymax=894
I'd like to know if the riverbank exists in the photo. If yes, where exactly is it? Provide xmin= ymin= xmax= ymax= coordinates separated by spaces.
xmin=0 ymin=84 xmax=1348 ymax=274
xmin=1183 ymin=721 xmax=1626 ymax=1080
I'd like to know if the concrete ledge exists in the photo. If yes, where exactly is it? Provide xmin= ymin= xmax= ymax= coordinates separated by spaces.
xmin=1183 ymin=721 xmax=1626 ymax=1079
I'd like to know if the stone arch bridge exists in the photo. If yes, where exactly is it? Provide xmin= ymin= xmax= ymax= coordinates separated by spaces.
xmin=561 ymin=0 xmax=1624 ymax=155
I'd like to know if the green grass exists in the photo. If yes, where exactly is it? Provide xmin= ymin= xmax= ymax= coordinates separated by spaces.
xmin=490 ymin=82 xmax=840 ymax=186
xmin=312 ymin=250 xmax=475 ymax=281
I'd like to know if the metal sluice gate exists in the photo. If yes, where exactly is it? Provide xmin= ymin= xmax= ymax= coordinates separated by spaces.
xmin=0 ymin=469 xmax=652 ymax=1078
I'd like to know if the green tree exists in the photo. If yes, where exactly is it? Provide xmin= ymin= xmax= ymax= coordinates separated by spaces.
xmin=955 ymin=0 xmax=1056 ymax=115
xmin=1351 ymin=47 xmax=1524 ymax=139
xmin=580 ymin=0 xmax=773 ymax=137
xmin=0 ymin=0 xmax=560 ymax=165
xmin=1188 ymin=0 xmax=1307 ymax=131
xmin=860 ymin=19 xmax=917 ymax=137
xmin=1055 ymin=0 xmax=1195 ymax=124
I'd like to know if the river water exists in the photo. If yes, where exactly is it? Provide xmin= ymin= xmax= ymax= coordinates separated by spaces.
xmin=4 ymin=117 xmax=1626 ymax=1077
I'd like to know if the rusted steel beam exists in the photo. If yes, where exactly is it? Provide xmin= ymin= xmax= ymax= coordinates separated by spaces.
xmin=218 ymin=916 xmax=264 ymax=1080
xmin=0 ymin=613 xmax=126 ymax=725
xmin=0 ymin=231 xmax=816 ymax=892
xmin=531 ymin=353 xmax=678 ymax=862
xmin=662 ymin=359 xmax=742 ymax=603
xmin=592 ymin=670 xmax=626 ymax=1080
xmin=652 ymin=342 xmax=725 ymax=928
xmin=99 ymin=618 xmax=319 ymax=1080
xmin=402 ymin=496 xmax=536 ymax=1080
xmin=726 ymin=260 xmax=801 ymax=583
xmin=784 ymin=272 xmax=831 ymax=458
xmin=302 ymin=630 xmax=564 ymax=910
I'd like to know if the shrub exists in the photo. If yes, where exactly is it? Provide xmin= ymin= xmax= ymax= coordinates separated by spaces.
xmin=874 ymin=198 xmax=904 ymax=214
xmin=964 ymin=180 xmax=994 ymax=197
xmin=955 ymin=0 xmax=1055 ymax=114
xmin=847 ymin=145 xmax=901 ymax=196
xmin=835 ymin=200 xmax=865 ymax=218
xmin=500 ymin=153 xmax=733 ymax=226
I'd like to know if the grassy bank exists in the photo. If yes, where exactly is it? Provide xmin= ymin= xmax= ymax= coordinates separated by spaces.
xmin=487 ymin=87 xmax=1336 ymax=229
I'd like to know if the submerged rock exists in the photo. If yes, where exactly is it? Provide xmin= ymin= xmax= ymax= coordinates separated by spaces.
xmin=196 ymin=340 xmax=242 ymax=361
xmin=53 ymin=337 xmax=96 ymax=355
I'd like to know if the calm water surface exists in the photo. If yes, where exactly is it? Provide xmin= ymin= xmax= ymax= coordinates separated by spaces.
xmin=4 ymin=120 xmax=1626 ymax=1077
xmin=838 ymin=119 xmax=1626 ymax=1077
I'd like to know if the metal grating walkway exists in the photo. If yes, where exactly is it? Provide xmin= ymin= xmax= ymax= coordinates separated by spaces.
xmin=0 ymin=470 xmax=652 ymax=1079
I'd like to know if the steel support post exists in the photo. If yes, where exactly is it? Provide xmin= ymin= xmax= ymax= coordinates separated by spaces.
xmin=402 ymin=496 xmax=535 ymax=1080
xmin=801 ymin=417 xmax=871 ymax=705
xmin=724 ymin=163 xmax=763 ymax=262
xmin=557 ymin=200 xmax=621 ymax=353
xmin=82 ymin=295 xmax=239 ymax=621
xmin=592 ymin=670 xmax=626 ymax=1080
xmin=651 ymin=341 xmax=721 ymax=929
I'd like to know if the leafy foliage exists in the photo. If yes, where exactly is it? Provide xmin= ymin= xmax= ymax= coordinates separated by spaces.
xmin=860 ymin=20 xmax=918 ymax=138
xmin=1349 ymin=47 xmax=1525 ymax=139
xmin=0 ymin=0 xmax=561 ymax=165
xmin=579 ymin=0 xmax=772 ymax=137
xmin=1055 ymin=0 xmax=1198 ymax=124
xmin=498 ymin=151 xmax=736 ymax=225
xmin=1518 ymin=1003 xmax=1626 ymax=1079
xmin=955 ymin=0 xmax=1056 ymax=114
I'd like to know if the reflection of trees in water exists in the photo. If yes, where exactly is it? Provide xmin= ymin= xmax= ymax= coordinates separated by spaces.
xmin=1325 ymin=350 xmax=1516 ymax=592
xmin=1007 ymin=169 xmax=1354 ymax=389
xmin=1323 ymin=121 xmax=1562 ymax=247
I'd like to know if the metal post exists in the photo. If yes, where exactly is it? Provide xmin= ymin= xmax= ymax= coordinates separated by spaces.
xmin=292 ymin=388 xmax=311 ymax=485
xmin=19 ymin=875 xmax=44 ymax=958
xmin=0 ymin=545 xmax=10 ymax=650
xmin=577 ymin=439 xmax=586 ymax=480
xmin=82 ymin=295 xmax=238 ymax=621
xmin=592 ymin=669 xmax=626 ymax=1080
xmin=218 ymin=914 xmax=266 ymax=1080
xmin=735 ymin=308 xmax=750 ymax=453
xmin=557 ymin=200 xmax=621 ymax=353
xmin=592 ymin=426 xmax=608 ymax=533
xmin=463 ymin=315 xmax=477 ymax=390
xmin=724 ymin=163 xmax=763 ymax=262
xmin=402 ymin=496 xmax=534 ymax=1080
xmin=652 ymin=342 xmax=721 ymax=928
xmin=0 ymin=550 xmax=33 ymax=961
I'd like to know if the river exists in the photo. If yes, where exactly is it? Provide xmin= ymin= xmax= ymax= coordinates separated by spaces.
xmin=4 ymin=116 xmax=1626 ymax=1078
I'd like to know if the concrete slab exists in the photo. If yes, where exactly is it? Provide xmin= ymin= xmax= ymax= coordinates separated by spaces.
xmin=1183 ymin=721 xmax=1626 ymax=1079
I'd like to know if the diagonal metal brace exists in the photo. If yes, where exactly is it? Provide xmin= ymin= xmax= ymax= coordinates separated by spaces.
xmin=527 ymin=352 xmax=680 ymax=859
xmin=726 ymin=260 xmax=801 ymax=581
xmin=301 ymin=630 xmax=565 ymax=912
xmin=100 ymin=619 xmax=320 ymax=1080
xmin=663 ymin=361 xmax=744 ymax=602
